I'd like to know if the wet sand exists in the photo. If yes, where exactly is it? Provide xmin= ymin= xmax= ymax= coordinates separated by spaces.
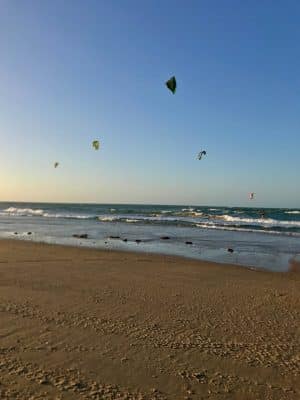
xmin=0 ymin=239 xmax=299 ymax=399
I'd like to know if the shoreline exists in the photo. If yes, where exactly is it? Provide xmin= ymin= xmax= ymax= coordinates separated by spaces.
xmin=3 ymin=234 xmax=300 ymax=274
xmin=0 ymin=239 xmax=299 ymax=399
xmin=1 ymin=202 xmax=299 ymax=273
xmin=0 ymin=238 xmax=253 ymax=272
xmin=0 ymin=236 xmax=291 ymax=274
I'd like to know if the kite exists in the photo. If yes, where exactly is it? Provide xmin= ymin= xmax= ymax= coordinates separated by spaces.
xmin=197 ymin=151 xmax=207 ymax=160
xmin=92 ymin=140 xmax=100 ymax=150
xmin=249 ymin=192 xmax=255 ymax=200
xmin=165 ymin=76 xmax=176 ymax=94
xmin=54 ymin=162 xmax=59 ymax=168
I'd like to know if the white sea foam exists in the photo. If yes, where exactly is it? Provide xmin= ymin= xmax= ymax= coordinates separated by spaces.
xmin=220 ymin=215 xmax=300 ymax=227
xmin=176 ymin=210 xmax=203 ymax=217
xmin=4 ymin=207 xmax=45 ymax=216
xmin=48 ymin=214 xmax=91 ymax=219
xmin=1 ymin=206 xmax=300 ymax=235
xmin=3 ymin=207 xmax=91 ymax=219
xmin=195 ymin=223 xmax=300 ymax=236
xmin=98 ymin=216 xmax=119 ymax=222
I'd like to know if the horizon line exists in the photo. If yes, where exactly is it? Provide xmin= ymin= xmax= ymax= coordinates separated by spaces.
xmin=0 ymin=200 xmax=298 ymax=210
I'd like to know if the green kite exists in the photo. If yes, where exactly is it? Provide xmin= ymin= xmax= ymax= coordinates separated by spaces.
xmin=92 ymin=140 xmax=100 ymax=150
xmin=165 ymin=76 xmax=176 ymax=94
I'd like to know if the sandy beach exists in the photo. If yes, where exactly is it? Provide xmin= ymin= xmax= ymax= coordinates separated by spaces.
xmin=0 ymin=239 xmax=299 ymax=399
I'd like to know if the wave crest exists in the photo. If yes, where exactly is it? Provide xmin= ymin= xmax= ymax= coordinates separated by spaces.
xmin=4 ymin=207 xmax=44 ymax=216
xmin=3 ymin=207 xmax=92 ymax=220
xmin=1 ymin=206 xmax=300 ymax=235
xmin=220 ymin=215 xmax=300 ymax=227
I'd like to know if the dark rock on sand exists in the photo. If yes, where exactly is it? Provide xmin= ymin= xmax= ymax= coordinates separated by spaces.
xmin=227 ymin=248 xmax=234 ymax=253
xmin=72 ymin=234 xmax=88 ymax=239
xmin=14 ymin=232 xmax=18 ymax=235
xmin=185 ymin=241 xmax=193 ymax=245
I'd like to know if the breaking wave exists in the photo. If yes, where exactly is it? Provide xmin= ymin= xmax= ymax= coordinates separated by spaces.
xmin=1 ymin=205 xmax=300 ymax=236
xmin=220 ymin=215 xmax=300 ymax=228
xmin=4 ymin=207 xmax=45 ymax=216
xmin=2 ymin=207 xmax=92 ymax=220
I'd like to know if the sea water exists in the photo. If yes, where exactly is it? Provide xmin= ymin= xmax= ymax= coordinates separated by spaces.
xmin=0 ymin=202 xmax=299 ymax=272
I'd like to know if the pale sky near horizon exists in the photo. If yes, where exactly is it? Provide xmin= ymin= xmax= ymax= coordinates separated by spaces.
xmin=1 ymin=0 xmax=300 ymax=207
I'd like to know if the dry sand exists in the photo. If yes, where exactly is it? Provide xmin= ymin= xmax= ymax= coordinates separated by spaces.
xmin=0 ymin=239 xmax=299 ymax=399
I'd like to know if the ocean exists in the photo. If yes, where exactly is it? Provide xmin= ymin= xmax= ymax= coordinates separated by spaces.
xmin=0 ymin=202 xmax=299 ymax=272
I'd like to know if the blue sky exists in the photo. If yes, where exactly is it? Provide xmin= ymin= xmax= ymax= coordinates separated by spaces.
xmin=0 ymin=0 xmax=299 ymax=207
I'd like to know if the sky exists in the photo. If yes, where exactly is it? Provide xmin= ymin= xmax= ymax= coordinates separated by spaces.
xmin=0 ymin=0 xmax=300 ymax=207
